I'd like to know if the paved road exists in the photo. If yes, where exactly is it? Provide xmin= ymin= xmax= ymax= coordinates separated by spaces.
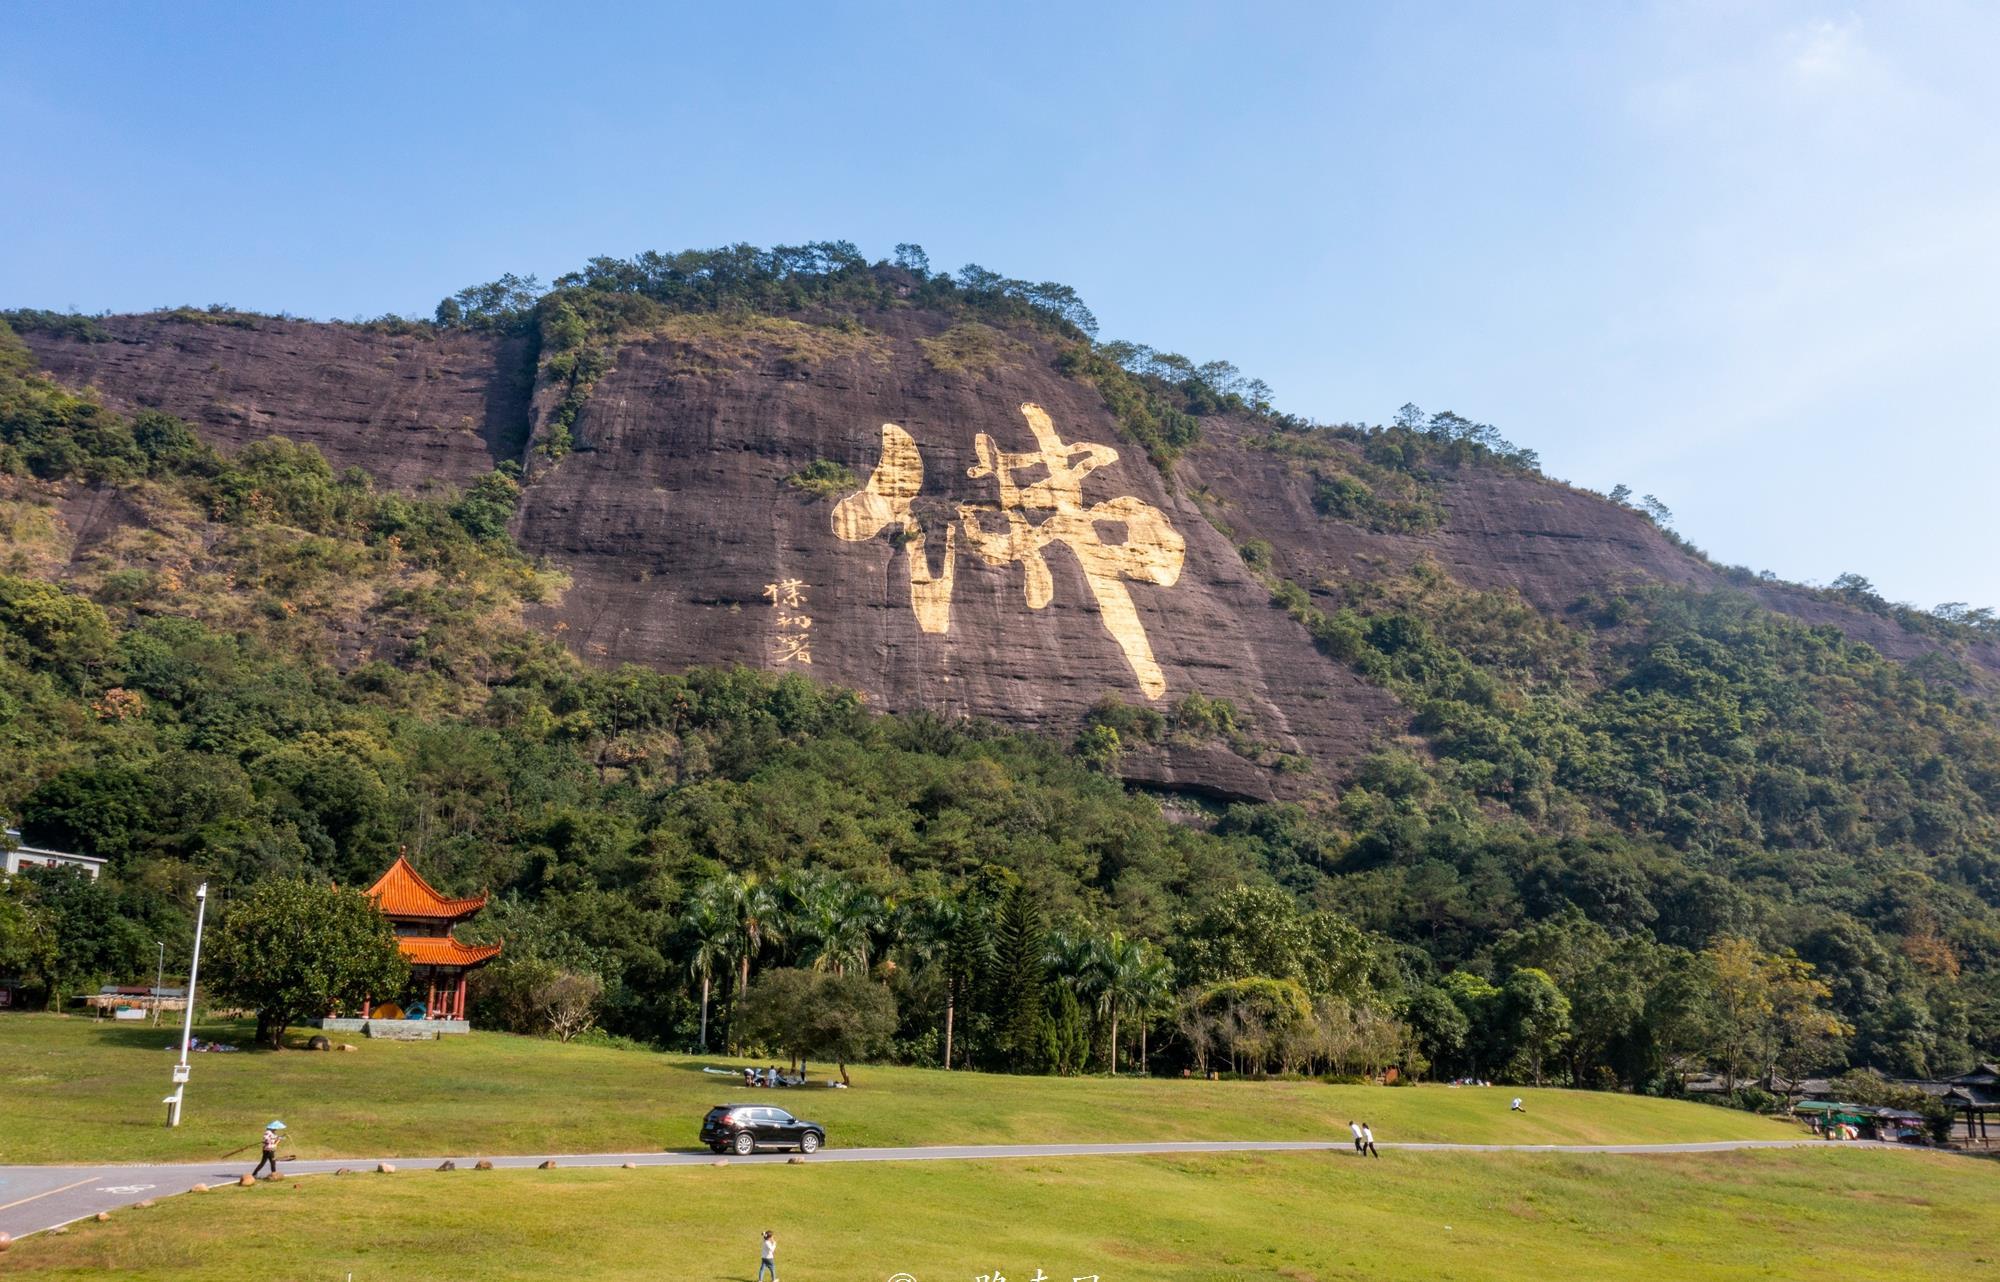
xmin=0 ymin=1138 xmax=1878 ymax=1241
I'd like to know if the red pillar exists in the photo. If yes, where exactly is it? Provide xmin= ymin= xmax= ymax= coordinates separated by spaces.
xmin=362 ymin=996 xmax=371 ymax=1018
xmin=455 ymin=975 xmax=468 ymax=1021
xmin=426 ymin=978 xmax=437 ymax=1019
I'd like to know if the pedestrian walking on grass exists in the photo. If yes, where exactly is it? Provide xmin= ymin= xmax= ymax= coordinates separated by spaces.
xmin=1361 ymin=1122 xmax=1378 ymax=1159
xmin=1349 ymin=1120 xmax=1364 ymax=1154
xmin=757 ymin=1229 xmax=778 ymax=1282
xmin=249 ymin=1120 xmax=285 ymax=1178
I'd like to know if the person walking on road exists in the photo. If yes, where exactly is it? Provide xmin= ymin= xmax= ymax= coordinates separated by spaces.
xmin=249 ymin=1121 xmax=285 ymax=1178
xmin=1360 ymin=1122 xmax=1379 ymax=1158
xmin=1349 ymin=1120 xmax=1365 ymax=1154
xmin=757 ymin=1229 xmax=778 ymax=1282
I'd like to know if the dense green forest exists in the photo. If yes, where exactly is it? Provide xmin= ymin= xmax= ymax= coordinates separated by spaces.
xmin=4 ymin=246 xmax=2000 ymax=1098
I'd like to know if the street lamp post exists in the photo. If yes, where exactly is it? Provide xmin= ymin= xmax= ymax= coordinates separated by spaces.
xmin=153 ymin=940 xmax=165 ymax=1027
xmin=165 ymin=883 xmax=209 ymax=1127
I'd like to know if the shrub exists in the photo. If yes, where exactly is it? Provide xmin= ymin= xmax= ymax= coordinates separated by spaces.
xmin=786 ymin=459 xmax=859 ymax=497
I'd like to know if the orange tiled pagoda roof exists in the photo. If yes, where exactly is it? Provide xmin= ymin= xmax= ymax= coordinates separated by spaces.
xmin=365 ymin=854 xmax=490 ymax=922
xmin=397 ymin=936 xmax=504 ymax=968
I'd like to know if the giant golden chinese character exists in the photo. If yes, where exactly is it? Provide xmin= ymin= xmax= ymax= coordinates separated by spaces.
xmin=829 ymin=424 xmax=958 ymax=635
xmin=832 ymin=403 xmax=1184 ymax=698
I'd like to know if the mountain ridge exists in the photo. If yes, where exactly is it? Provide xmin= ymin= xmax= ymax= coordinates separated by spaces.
xmin=16 ymin=301 xmax=1998 ymax=801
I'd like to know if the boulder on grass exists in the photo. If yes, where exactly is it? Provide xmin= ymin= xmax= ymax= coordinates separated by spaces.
xmin=788 ymin=1156 xmax=805 ymax=1165
xmin=537 ymin=1159 xmax=558 ymax=1170
xmin=136 ymin=1199 xmax=155 ymax=1209
xmin=474 ymin=1159 xmax=493 ymax=1171
xmin=95 ymin=1212 xmax=111 ymax=1222
xmin=621 ymin=1162 xmax=637 ymax=1169
xmin=307 ymin=1034 xmax=332 ymax=1051
xmin=238 ymin=1174 xmax=256 ymax=1187
xmin=376 ymin=1163 xmax=396 ymax=1174
xmin=191 ymin=1184 xmax=208 ymax=1194
xmin=0 ymin=1230 xmax=11 ymax=1251
xmin=437 ymin=1160 xmax=457 ymax=1172
xmin=338 ymin=1042 xmax=357 ymax=1052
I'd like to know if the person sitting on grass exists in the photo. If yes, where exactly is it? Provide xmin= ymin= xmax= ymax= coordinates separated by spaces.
xmin=1511 ymin=1097 xmax=1525 ymax=1112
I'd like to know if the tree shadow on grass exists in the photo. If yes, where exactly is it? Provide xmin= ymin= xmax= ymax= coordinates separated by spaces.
xmin=80 ymin=1018 xmax=275 ymax=1053
xmin=663 ymin=1056 xmax=760 ymax=1077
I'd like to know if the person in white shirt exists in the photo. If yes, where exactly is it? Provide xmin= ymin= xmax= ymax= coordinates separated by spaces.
xmin=1360 ymin=1122 xmax=1379 ymax=1158
xmin=249 ymin=1120 xmax=285 ymax=1179
xmin=1349 ymin=1119 xmax=1365 ymax=1153
xmin=1511 ymin=1097 xmax=1525 ymax=1112
xmin=758 ymin=1229 xmax=777 ymax=1282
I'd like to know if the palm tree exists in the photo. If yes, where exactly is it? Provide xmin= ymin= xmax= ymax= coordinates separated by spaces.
xmin=1045 ymin=927 xmax=1114 ymax=1071
xmin=681 ymin=884 xmax=736 ymax=1051
xmin=720 ymin=872 xmax=782 ymax=995
xmin=778 ymin=868 xmax=835 ymax=969
xmin=1129 ymin=946 xmax=1175 ymax=1074
xmin=902 ymin=895 xmax=986 ymax=1069
xmin=800 ymin=881 xmax=882 ymax=978
xmin=1094 ymin=932 xmax=1149 ymax=1076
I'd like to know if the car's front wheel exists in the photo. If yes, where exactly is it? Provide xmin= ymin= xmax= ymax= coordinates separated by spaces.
xmin=799 ymin=1131 xmax=821 ymax=1154
xmin=734 ymin=1131 xmax=757 ymax=1156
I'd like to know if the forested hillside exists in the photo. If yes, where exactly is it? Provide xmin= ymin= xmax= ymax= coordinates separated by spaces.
xmin=4 ymin=245 xmax=2000 ymax=1091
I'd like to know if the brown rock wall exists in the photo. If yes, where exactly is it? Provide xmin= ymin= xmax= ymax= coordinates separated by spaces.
xmin=514 ymin=311 xmax=1406 ymax=787
xmin=22 ymin=315 xmax=533 ymax=491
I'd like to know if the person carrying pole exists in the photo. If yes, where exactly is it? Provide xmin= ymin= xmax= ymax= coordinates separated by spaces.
xmin=249 ymin=1120 xmax=285 ymax=1178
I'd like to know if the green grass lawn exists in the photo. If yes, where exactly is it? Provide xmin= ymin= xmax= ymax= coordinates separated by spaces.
xmin=0 ymin=1013 xmax=1794 ymax=1164
xmin=9 ymin=1148 xmax=1999 ymax=1280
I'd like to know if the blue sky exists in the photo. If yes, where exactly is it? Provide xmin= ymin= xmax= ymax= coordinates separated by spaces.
xmin=5 ymin=2 xmax=1995 ymax=609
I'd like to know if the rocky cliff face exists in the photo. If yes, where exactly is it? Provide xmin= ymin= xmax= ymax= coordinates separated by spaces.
xmin=22 ymin=307 xmax=1991 ymax=798
xmin=25 ymin=314 xmax=532 ymax=491
xmin=1178 ymin=411 xmax=2000 ymax=676
xmin=503 ymin=310 xmax=1405 ymax=798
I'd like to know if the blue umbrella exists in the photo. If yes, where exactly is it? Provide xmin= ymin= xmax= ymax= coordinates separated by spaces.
xmin=267 ymin=1120 xmax=286 ymax=1130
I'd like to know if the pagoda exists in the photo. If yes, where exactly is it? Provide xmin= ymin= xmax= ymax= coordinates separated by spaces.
xmin=360 ymin=854 xmax=502 ymax=1024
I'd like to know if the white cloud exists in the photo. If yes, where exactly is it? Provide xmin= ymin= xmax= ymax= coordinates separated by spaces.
xmin=1786 ymin=13 xmax=1867 ymax=86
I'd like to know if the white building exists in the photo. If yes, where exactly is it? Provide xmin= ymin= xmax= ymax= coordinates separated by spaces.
xmin=2 ymin=828 xmax=106 ymax=881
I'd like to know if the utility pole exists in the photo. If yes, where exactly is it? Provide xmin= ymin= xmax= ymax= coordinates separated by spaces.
xmin=153 ymin=941 xmax=165 ymax=1026
xmin=165 ymin=883 xmax=209 ymax=1127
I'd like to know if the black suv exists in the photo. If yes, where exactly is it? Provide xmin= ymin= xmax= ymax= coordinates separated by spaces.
xmin=701 ymin=1103 xmax=826 ymax=1155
